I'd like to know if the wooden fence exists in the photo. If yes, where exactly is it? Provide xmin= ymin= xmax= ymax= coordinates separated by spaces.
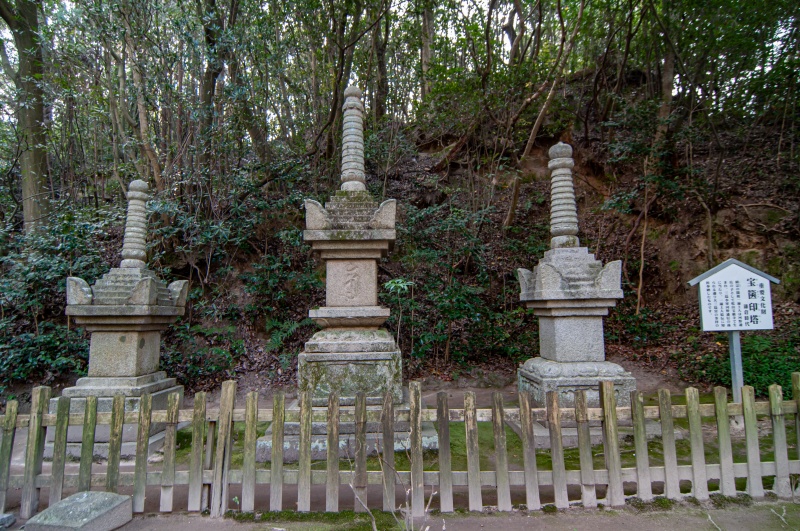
xmin=2 ymin=374 xmax=800 ymax=521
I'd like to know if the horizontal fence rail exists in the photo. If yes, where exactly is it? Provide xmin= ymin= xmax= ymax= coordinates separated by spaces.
xmin=1 ymin=374 xmax=799 ymax=520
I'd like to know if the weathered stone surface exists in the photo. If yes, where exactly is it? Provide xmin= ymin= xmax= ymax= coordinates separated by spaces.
xmin=518 ymin=358 xmax=636 ymax=407
xmin=24 ymin=491 xmax=132 ymax=531
xmin=304 ymin=329 xmax=397 ymax=353
xmin=537 ymin=316 xmax=606 ymax=362
xmin=326 ymin=260 xmax=377 ymax=307
xmin=86 ymin=330 xmax=160 ymax=377
xmin=0 ymin=513 xmax=15 ymax=529
xmin=298 ymin=350 xmax=402 ymax=406
xmin=308 ymin=306 xmax=390 ymax=328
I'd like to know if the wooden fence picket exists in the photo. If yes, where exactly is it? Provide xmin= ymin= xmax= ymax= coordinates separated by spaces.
xmin=409 ymin=382 xmax=424 ymax=518
xmin=630 ymin=390 xmax=652 ymax=501
xmin=464 ymin=391 xmax=482 ymax=512
xmin=575 ymin=391 xmax=597 ymax=508
xmin=210 ymin=380 xmax=236 ymax=517
xmin=160 ymin=391 xmax=181 ymax=512
xmin=0 ymin=400 xmax=17 ymax=513
xmin=601 ymin=382 xmax=624 ymax=507
xmin=297 ymin=389 xmax=312 ymax=512
xmin=325 ymin=392 xmax=339 ymax=512
xmin=713 ymin=386 xmax=736 ymax=497
xmin=658 ymin=388 xmax=681 ymax=499
xmin=49 ymin=395 xmax=70 ymax=505
xmin=78 ymin=396 xmax=97 ymax=493
xmin=547 ymin=391 xmax=568 ymax=509
xmin=354 ymin=392 xmax=368 ymax=513
xmin=241 ymin=391 xmax=258 ymax=512
xmin=768 ymin=384 xmax=791 ymax=498
xmin=133 ymin=393 xmax=152 ymax=513
xmin=106 ymin=394 xmax=125 ymax=494
xmin=519 ymin=391 xmax=540 ymax=510
xmin=742 ymin=385 xmax=764 ymax=498
xmin=382 ymin=391 xmax=396 ymax=512
xmin=492 ymin=392 xmax=511 ymax=511
xmin=187 ymin=391 xmax=206 ymax=512
xmin=271 ymin=391 xmax=286 ymax=511
xmin=685 ymin=387 xmax=708 ymax=500
xmin=21 ymin=386 xmax=50 ymax=519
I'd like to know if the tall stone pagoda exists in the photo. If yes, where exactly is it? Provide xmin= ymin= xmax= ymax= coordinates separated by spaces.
xmin=53 ymin=180 xmax=188 ymax=455
xmin=300 ymin=86 xmax=401 ymax=406
xmin=517 ymin=142 xmax=636 ymax=407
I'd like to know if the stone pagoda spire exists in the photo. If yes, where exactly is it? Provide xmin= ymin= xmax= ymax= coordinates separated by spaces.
xmin=516 ymin=142 xmax=635 ymax=407
xmin=300 ymin=85 xmax=401 ymax=406
xmin=54 ymin=180 xmax=189 ymax=457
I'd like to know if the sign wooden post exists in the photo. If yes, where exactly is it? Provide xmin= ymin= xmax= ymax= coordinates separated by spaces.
xmin=689 ymin=259 xmax=779 ymax=403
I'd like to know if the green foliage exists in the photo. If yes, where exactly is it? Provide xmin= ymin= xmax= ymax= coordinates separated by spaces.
xmin=0 ymin=204 xmax=119 ymax=389
xmin=675 ymin=323 xmax=800 ymax=397
xmin=161 ymin=322 xmax=245 ymax=389
xmin=606 ymin=305 xmax=668 ymax=346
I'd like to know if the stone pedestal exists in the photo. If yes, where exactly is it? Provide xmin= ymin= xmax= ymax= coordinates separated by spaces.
xmin=517 ymin=143 xmax=636 ymax=407
xmin=47 ymin=180 xmax=188 ymax=458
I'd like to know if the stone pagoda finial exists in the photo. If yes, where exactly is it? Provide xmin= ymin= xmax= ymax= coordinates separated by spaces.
xmin=120 ymin=180 xmax=149 ymax=268
xmin=341 ymin=85 xmax=366 ymax=191
xmin=548 ymin=142 xmax=579 ymax=248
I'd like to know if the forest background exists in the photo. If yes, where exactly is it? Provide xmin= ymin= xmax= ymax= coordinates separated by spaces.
xmin=0 ymin=0 xmax=798 ymax=402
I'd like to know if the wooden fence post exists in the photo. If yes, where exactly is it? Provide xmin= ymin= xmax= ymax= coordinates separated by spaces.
xmin=464 ymin=391 xmax=482 ymax=512
xmin=630 ymin=390 xmax=651 ymax=501
xmin=436 ymin=391 xmax=453 ymax=513
xmin=410 ymin=381 xmax=424 ymax=518
xmin=160 ymin=391 xmax=181 ymax=512
xmin=241 ymin=391 xmax=258 ymax=512
xmin=742 ymin=385 xmax=764 ymax=498
xmin=325 ymin=392 xmax=339 ymax=513
xmin=133 ymin=393 xmax=152 ymax=513
xmin=49 ymin=395 xmax=70 ymax=506
xmin=354 ymin=392 xmax=368 ymax=513
xmin=271 ymin=391 xmax=285 ymax=512
xmin=210 ymin=380 xmax=236 ymax=517
xmin=547 ymin=391 xmax=568 ymax=509
xmin=382 ymin=391 xmax=396 ymax=512
xmin=297 ymin=389 xmax=312 ymax=512
xmin=685 ymin=387 xmax=708 ymax=500
xmin=601 ymin=382 xmax=624 ymax=507
xmin=768 ymin=384 xmax=791 ymax=498
xmin=0 ymin=400 xmax=18 ymax=513
xmin=188 ymin=391 xmax=206 ymax=512
xmin=78 ymin=396 xmax=97 ymax=493
xmin=793 ymin=373 xmax=800 ymax=496
xmin=658 ymin=389 xmax=680 ymax=499
xmin=575 ymin=391 xmax=597 ymax=508
xmin=519 ymin=391 xmax=540 ymax=511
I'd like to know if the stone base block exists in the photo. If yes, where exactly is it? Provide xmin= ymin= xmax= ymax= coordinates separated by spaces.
xmin=25 ymin=491 xmax=132 ymax=531
xmin=299 ymin=329 xmax=402 ymax=406
xmin=0 ymin=513 xmax=14 ymax=529
xmin=518 ymin=357 xmax=636 ymax=408
xmin=45 ymin=377 xmax=183 ymax=459
xmin=256 ymin=422 xmax=438 ymax=463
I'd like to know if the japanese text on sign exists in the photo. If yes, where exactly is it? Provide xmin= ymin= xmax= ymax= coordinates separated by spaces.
xmin=698 ymin=264 xmax=773 ymax=331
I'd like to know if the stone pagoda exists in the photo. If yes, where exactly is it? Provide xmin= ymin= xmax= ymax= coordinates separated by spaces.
xmin=300 ymin=85 xmax=402 ymax=406
xmin=517 ymin=142 xmax=635 ymax=407
xmin=52 ymin=180 xmax=188 ymax=456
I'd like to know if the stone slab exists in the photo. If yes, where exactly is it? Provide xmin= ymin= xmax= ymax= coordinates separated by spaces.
xmin=256 ymin=422 xmax=438 ymax=463
xmin=86 ymin=331 xmax=161 ymax=377
xmin=304 ymin=329 xmax=397 ymax=353
xmin=298 ymin=348 xmax=402 ymax=406
xmin=24 ymin=491 xmax=132 ymax=531
xmin=518 ymin=358 xmax=636 ymax=408
xmin=308 ymin=306 xmax=390 ymax=328
xmin=326 ymin=260 xmax=377 ymax=307
xmin=538 ymin=316 xmax=606 ymax=362
xmin=0 ymin=513 xmax=14 ymax=529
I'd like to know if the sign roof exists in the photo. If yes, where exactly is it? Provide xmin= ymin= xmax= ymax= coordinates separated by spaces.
xmin=688 ymin=258 xmax=780 ymax=286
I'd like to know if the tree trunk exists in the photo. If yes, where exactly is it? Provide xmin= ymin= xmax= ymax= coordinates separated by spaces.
xmin=373 ymin=15 xmax=389 ymax=120
xmin=0 ymin=0 xmax=51 ymax=232
xmin=420 ymin=2 xmax=433 ymax=99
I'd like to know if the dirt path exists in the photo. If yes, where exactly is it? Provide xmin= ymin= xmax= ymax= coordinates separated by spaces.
xmin=113 ymin=502 xmax=800 ymax=530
